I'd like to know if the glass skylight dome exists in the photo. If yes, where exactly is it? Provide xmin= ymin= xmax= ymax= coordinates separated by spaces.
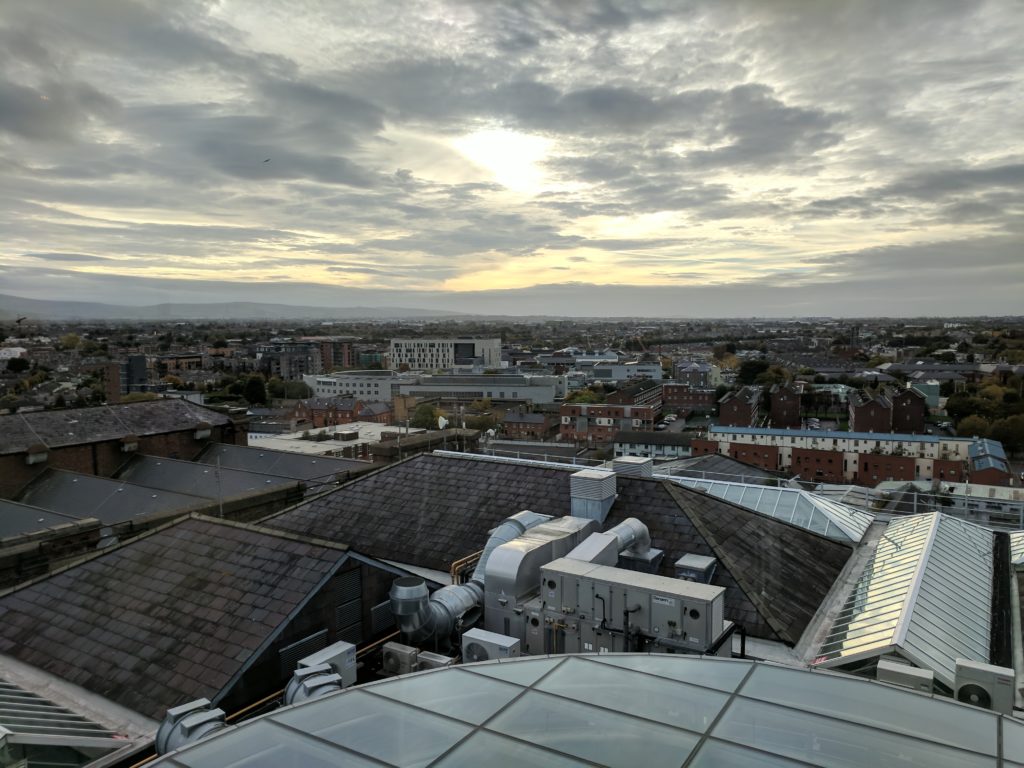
xmin=671 ymin=477 xmax=874 ymax=543
xmin=151 ymin=654 xmax=1022 ymax=768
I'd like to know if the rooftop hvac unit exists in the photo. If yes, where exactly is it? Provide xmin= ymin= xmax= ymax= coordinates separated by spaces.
xmin=876 ymin=657 xmax=934 ymax=693
xmin=570 ymin=469 xmax=617 ymax=522
xmin=298 ymin=640 xmax=357 ymax=688
xmin=675 ymin=554 xmax=717 ymax=583
xmin=417 ymin=650 xmax=456 ymax=670
xmin=461 ymin=628 xmax=521 ymax=662
xmin=612 ymin=457 xmax=654 ymax=478
xmin=954 ymin=659 xmax=1015 ymax=714
xmin=382 ymin=641 xmax=419 ymax=676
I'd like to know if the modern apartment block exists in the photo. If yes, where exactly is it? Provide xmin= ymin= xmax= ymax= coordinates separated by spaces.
xmin=389 ymin=337 xmax=501 ymax=370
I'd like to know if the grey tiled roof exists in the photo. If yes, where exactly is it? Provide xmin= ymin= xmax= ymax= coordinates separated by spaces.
xmin=0 ymin=517 xmax=346 ymax=720
xmin=197 ymin=444 xmax=370 ymax=484
xmin=0 ymin=400 xmax=231 ymax=455
xmin=265 ymin=453 xmax=852 ymax=644
xmin=656 ymin=454 xmax=781 ymax=483
xmin=18 ymin=469 xmax=210 ymax=524
xmin=115 ymin=455 xmax=302 ymax=501
xmin=0 ymin=499 xmax=82 ymax=539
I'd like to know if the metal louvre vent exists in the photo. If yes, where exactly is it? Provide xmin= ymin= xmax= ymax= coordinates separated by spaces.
xmin=279 ymin=629 xmax=328 ymax=676
xmin=334 ymin=599 xmax=361 ymax=629
xmin=336 ymin=567 xmax=363 ymax=601
xmin=371 ymin=601 xmax=394 ymax=634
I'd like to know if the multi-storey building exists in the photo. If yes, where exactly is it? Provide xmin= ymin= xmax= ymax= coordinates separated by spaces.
xmin=661 ymin=384 xmax=717 ymax=414
xmin=389 ymin=338 xmax=501 ymax=371
xmin=301 ymin=336 xmax=356 ymax=371
xmin=848 ymin=390 xmax=892 ymax=433
xmin=560 ymin=402 xmax=657 ymax=444
xmin=303 ymin=371 xmax=412 ymax=402
xmin=717 ymin=386 xmax=761 ymax=427
xmin=769 ymin=382 xmax=803 ymax=429
xmin=397 ymin=374 xmax=567 ymax=406
xmin=690 ymin=426 xmax=1002 ymax=486
xmin=675 ymin=361 xmax=721 ymax=388
xmin=501 ymin=411 xmax=555 ymax=441
xmin=606 ymin=379 xmax=663 ymax=410
xmin=889 ymin=387 xmax=928 ymax=434
xmin=256 ymin=343 xmax=322 ymax=381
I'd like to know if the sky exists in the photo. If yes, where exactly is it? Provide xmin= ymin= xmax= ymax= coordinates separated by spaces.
xmin=1 ymin=0 xmax=1022 ymax=316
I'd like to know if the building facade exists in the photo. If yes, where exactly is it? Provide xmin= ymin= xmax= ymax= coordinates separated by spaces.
xmin=718 ymin=386 xmax=761 ymax=427
xmin=662 ymin=384 xmax=717 ymax=414
xmin=769 ymin=382 xmax=803 ymax=429
xmin=389 ymin=338 xmax=501 ymax=371
xmin=560 ymin=403 xmax=657 ymax=444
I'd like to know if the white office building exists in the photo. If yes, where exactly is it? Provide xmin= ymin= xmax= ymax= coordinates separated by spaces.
xmin=389 ymin=338 xmax=501 ymax=371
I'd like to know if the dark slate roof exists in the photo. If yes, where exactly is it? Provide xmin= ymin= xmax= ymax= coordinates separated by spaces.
xmin=0 ymin=517 xmax=346 ymax=720
xmin=502 ymin=412 xmax=548 ymax=424
xmin=0 ymin=499 xmax=83 ymax=539
xmin=197 ymin=444 xmax=371 ymax=484
xmin=265 ymin=453 xmax=852 ymax=644
xmin=115 ymin=455 xmax=302 ymax=501
xmin=0 ymin=400 xmax=231 ymax=455
xmin=613 ymin=430 xmax=692 ymax=447
xmin=17 ymin=469 xmax=210 ymax=524
xmin=655 ymin=454 xmax=782 ymax=483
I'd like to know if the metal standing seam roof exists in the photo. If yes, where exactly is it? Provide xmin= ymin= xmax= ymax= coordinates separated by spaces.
xmin=814 ymin=512 xmax=993 ymax=689
xmin=148 ymin=654 xmax=1023 ymax=768
xmin=669 ymin=477 xmax=874 ymax=543
xmin=0 ymin=499 xmax=84 ymax=538
xmin=115 ymin=455 xmax=302 ymax=500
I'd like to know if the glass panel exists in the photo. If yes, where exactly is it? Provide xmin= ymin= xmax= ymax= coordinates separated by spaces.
xmin=724 ymin=485 xmax=745 ymax=503
xmin=273 ymin=690 xmax=471 ymax=768
xmin=488 ymin=690 xmax=699 ymax=768
xmin=173 ymin=721 xmax=377 ymax=768
xmin=689 ymin=739 xmax=808 ymax=768
xmin=537 ymin=657 xmax=728 ymax=732
xmin=465 ymin=656 xmax=565 ymax=686
xmin=589 ymin=654 xmax=750 ymax=691
xmin=433 ymin=730 xmax=590 ymax=768
xmin=368 ymin=668 xmax=523 ymax=725
xmin=740 ymin=665 xmax=997 ymax=756
xmin=713 ymin=698 xmax=993 ymax=768
xmin=773 ymin=494 xmax=798 ymax=519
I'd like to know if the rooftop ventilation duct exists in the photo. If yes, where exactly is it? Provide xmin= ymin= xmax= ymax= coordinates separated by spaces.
xmin=564 ymin=517 xmax=653 ymax=566
xmin=155 ymin=699 xmax=227 ymax=755
xmin=612 ymin=456 xmax=653 ymax=478
xmin=570 ymin=469 xmax=617 ymax=523
xmin=24 ymin=444 xmax=48 ymax=466
xmin=390 ymin=509 xmax=550 ymax=648
xmin=283 ymin=663 xmax=344 ymax=705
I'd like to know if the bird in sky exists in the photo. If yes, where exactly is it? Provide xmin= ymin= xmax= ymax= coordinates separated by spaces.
xmin=263 ymin=158 xmax=270 ymax=163
xmin=15 ymin=316 xmax=27 ymax=324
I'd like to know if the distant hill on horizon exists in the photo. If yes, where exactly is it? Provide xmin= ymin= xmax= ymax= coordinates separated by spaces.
xmin=0 ymin=294 xmax=467 ymax=321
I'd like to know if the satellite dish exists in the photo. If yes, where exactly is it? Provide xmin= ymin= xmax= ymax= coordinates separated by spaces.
xmin=437 ymin=416 xmax=448 ymax=430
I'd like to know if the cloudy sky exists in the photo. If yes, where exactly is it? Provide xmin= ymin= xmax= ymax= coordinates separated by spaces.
xmin=1 ymin=0 xmax=1022 ymax=316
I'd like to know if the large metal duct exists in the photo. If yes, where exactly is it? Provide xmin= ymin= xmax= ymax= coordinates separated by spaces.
xmin=390 ymin=510 xmax=550 ymax=646
xmin=606 ymin=517 xmax=651 ymax=555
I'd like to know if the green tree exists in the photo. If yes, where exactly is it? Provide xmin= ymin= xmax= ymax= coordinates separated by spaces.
xmin=410 ymin=403 xmax=442 ymax=429
xmin=565 ymin=388 xmax=602 ymax=404
xmin=957 ymin=414 xmax=990 ymax=438
xmin=243 ymin=375 xmax=268 ymax=405
xmin=5 ymin=357 xmax=30 ymax=373
xmin=737 ymin=359 xmax=770 ymax=385
xmin=266 ymin=377 xmax=286 ymax=399
xmin=59 ymin=333 xmax=80 ymax=350
xmin=284 ymin=381 xmax=312 ymax=399
xmin=989 ymin=415 xmax=1024 ymax=455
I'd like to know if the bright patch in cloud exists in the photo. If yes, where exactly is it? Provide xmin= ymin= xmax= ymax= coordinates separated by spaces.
xmin=451 ymin=128 xmax=552 ymax=194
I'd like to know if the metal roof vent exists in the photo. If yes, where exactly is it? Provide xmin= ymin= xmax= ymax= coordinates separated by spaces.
xmin=675 ymin=553 xmax=717 ymax=583
xmin=155 ymin=699 xmax=227 ymax=755
xmin=120 ymin=435 xmax=139 ymax=453
xmin=194 ymin=422 xmax=212 ymax=440
xmin=283 ymin=663 xmax=344 ymax=705
xmin=612 ymin=456 xmax=653 ymax=478
xmin=570 ymin=469 xmax=617 ymax=523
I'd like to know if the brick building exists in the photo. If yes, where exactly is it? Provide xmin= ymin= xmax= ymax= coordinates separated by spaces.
xmin=293 ymin=398 xmax=393 ymax=428
xmin=889 ymin=387 xmax=928 ymax=434
xmin=502 ymin=411 xmax=555 ymax=440
xmin=718 ymin=386 xmax=761 ymax=427
xmin=560 ymin=403 xmax=657 ymax=444
xmin=769 ymin=382 xmax=804 ymax=429
xmin=661 ymin=384 xmax=717 ymax=414
xmin=848 ymin=390 xmax=892 ymax=433
xmin=605 ymin=378 xmax=663 ymax=410
xmin=0 ymin=399 xmax=245 ymax=499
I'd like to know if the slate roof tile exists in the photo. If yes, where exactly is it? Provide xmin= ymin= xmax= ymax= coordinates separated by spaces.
xmin=0 ymin=516 xmax=346 ymax=719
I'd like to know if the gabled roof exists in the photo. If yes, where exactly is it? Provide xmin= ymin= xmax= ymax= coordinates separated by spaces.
xmin=0 ymin=400 xmax=231 ymax=455
xmin=815 ymin=512 xmax=993 ymax=688
xmin=264 ymin=453 xmax=853 ymax=644
xmin=17 ymin=469 xmax=209 ymax=524
xmin=115 ymin=454 xmax=303 ymax=501
xmin=0 ymin=516 xmax=347 ymax=719
xmin=196 ymin=443 xmax=370 ymax=485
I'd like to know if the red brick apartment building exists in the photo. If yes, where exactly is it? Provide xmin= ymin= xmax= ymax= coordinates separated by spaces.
xmin=662 ymin=384 xmax=716 ymax=414
xmin=501 ymin=411 xmax=555 ymax=440
xmin=718 ymin=386 xmax=761 ymax=427
xmin=293 ymin=398 xmax=393 ymax=428
xmin=560 ymin=403 xmax=657 ymax=444
xmin=606 ymin=379 xmax=663 ymax=410
xmin=769 ymin=382 xmax=803 ymax=429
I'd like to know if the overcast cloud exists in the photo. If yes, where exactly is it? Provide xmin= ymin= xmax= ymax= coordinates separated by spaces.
xmin=0 ymin=0 xmax=1021 ymax=316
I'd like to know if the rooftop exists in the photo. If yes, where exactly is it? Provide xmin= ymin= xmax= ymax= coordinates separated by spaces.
xmin=115 ymin=454 xmax=302 ymax=501
xmin=149 ymin=654 xmax=1024 ymax=768
xmin=710 ymin=425 xmax=959 ymax=442
xmin=0 ymin=516 xmax=348 ymax=720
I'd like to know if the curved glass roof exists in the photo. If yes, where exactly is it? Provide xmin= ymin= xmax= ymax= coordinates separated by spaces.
xmin=151 ymin=654 xmax=1022 ymax=768
xmin=815 ymin=512 xmax=993 ymax=688
xmin=671 ymin=477 xmax=874 ymax=542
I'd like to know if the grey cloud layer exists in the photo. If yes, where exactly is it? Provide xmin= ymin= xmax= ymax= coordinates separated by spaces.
xmin=0 ymin=0 xmax=1021 ymax=312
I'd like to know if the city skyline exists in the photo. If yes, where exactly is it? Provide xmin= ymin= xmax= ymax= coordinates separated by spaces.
xmin=1 ymin=0 xmax=1022 ymax=316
